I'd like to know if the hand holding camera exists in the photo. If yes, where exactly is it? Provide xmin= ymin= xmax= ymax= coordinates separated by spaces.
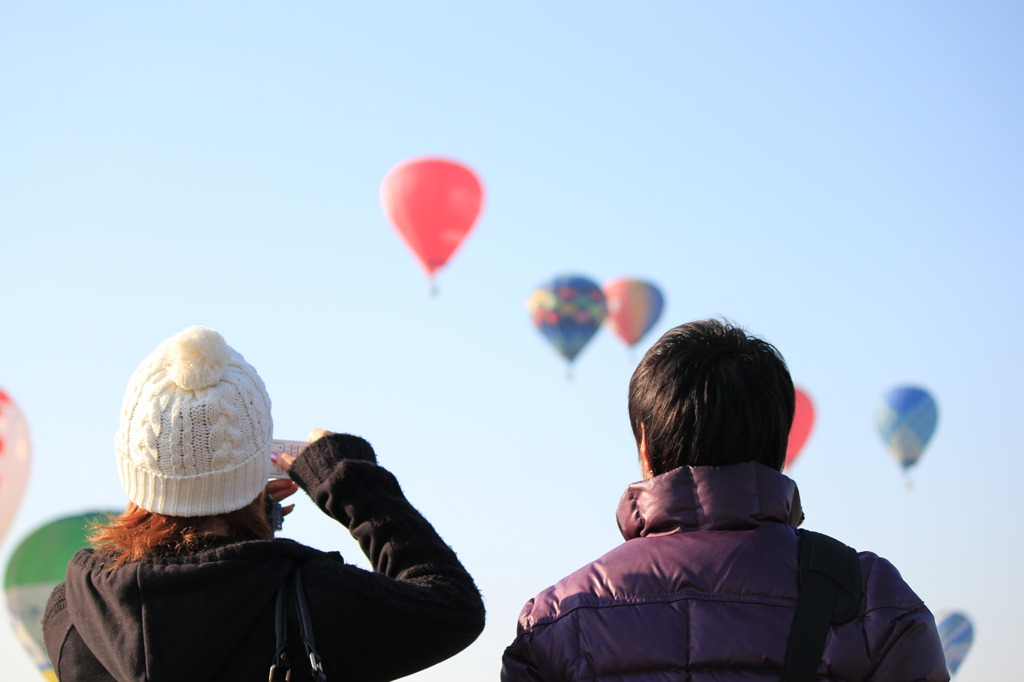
xmin=265 ymin=429 xmax=333 ymax=527
xmin=269 ymin=429 xmax=332 ymax=477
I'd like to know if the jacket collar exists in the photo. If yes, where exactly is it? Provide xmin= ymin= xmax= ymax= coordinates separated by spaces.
xmin=616 ymin=461 xmax=803 ymax=540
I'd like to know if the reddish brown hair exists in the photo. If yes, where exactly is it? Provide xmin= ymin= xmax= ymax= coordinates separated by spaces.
xmin=90 ymin=495 xmax=273 ymax=569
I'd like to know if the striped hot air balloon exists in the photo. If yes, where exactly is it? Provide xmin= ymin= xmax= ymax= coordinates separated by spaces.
xmin=935 ymin=610 xmax=974 ymax=677
xmin=602 ymin=278 xmax=664 ymax=350
xmin=876 ymin=386 xmax=938 ymax=487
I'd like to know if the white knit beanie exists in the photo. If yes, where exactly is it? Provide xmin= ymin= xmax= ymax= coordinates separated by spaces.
xmin=115 ymin=326 xmax=273 ymax=517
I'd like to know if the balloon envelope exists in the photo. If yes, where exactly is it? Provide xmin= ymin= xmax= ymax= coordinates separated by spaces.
xmin=4 ymin=511 xmax=116 ymax=681
xmin=381 ymin=157 xmax=484 ymax=277
xmin=0 ymin=386 xmax=32 ymax=547
xmin=935 ymin=610 xmax=973 ymax=676
xmin=876 ymin=386 xmax=938 ymax=470
xmin=784 ymin=387 xmax=814 ymax=470
xmin=527 ymin=275 xmax=607 ymax=363
xmin=602 ymin=278 xmax=664 ymax=347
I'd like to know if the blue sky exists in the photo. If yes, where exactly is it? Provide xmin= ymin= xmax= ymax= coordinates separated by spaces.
xmin=2 ymin=3 xmax=1022 ymax=679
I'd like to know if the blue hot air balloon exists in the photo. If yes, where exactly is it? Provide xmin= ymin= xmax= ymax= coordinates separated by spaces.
xmin=527 ymin=275 xmax=607 ymax=377
xmin=935 ymin=611 xmax=973 ymax=677
xmin=876 ymin=386 xmax=938 ymax=486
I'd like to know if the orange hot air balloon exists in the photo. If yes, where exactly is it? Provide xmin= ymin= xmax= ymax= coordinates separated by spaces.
xmin=784 ymin=387 xmax=814 ymax=470
xmin=381 ymin=157 xmax=484 ymax=292
xmin=603 ymin=278 xmax=664 ymax=348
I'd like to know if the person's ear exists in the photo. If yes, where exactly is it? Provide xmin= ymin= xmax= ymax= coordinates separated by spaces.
xmin=640 ymin=423 xmax=654 ymax=479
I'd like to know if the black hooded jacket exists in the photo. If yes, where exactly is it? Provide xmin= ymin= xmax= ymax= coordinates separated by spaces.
xmin=43 ymin=433 xmax=486 ymax=681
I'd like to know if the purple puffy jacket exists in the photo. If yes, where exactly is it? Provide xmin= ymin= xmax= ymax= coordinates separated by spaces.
xmin=501 ymin=463 xmax=949 ymax=681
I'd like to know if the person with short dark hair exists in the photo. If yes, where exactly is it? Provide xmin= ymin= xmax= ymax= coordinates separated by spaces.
xmin=44 ymin=326 xmax=485 ymax=681
xmin=502 ymin=319 xmax=948 ymax=681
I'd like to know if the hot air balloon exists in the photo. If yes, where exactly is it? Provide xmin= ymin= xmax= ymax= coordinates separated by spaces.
xmin=381 ymin=157 xmax=484 ymax=294
xmin=4 ymin=510 xmax=117 ymax=681
xmin=935 ymin=610 xmax=973 ymax=677
xmin=876 ymin=385 xmax=938 ymax=487
xmin=527 ymin=275 xmax=607 ymax=378
xmin=0 ymin=386 xmax=32 ymax=547
xmin=602 ymin=278 xmax=664 ymax=352
xmin=784 ymin=387 xmax=814 ymax=471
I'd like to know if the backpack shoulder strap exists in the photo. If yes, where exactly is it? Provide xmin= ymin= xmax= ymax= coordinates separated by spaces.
xmin=782 ymin=529 xmax=862 ymax=682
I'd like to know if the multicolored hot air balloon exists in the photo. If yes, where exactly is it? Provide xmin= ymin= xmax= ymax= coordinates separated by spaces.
xmin=784 ymin=387 xmax=814 ymax=471
xmin=602 ymin=278 xmax=664 ymax=351
xmin=876 ymin=385 xmax=938 ymax=487
xmin=4 ymin=511 xmax=117 ymax=681
xmin=527 ymin=275 xmax=607 ymax=377
xmin=381 ymin=157 xmax=484 ymax=293
xmin=935 ymin=610 xmax=973 ymax=677
xmin=0 ymin=386 xmax=32 ymax=547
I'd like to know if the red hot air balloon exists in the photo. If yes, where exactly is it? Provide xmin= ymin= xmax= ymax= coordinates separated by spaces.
xmin=381 ymin=157 xmax=484 ymax=293
xmin=784 ymin=387 xmax=814 ymax=470
xmin=0 ymin=386 xmax=32 ymax=548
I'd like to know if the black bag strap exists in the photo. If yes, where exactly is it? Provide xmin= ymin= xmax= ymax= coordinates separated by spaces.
xmin=781 ymin=529 xmax=862 ymax=682
xmin=292 ymin=571 xmax=327 ymax=681
xmin=270 ymin=573 xmax=292 ymax=682
xmin=270 ymin=569 xmax=328 ymax=682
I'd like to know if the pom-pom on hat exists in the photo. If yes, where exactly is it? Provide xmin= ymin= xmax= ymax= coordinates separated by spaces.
xmin=115 ymin=326 xmax=273 ymax=516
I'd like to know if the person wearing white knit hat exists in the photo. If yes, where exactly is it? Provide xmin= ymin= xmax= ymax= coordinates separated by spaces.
xmin=115 ymin=325 xmax=275 ymax=517
xmin=43 ymin=326 xmax=485 ymax=682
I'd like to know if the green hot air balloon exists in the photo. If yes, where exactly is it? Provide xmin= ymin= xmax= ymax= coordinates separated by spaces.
xmin=4 ymin=511 xmax=116 ymax=681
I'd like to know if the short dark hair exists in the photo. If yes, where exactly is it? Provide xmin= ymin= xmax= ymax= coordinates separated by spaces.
xmin=628 ymin=319 xmax=795 ymax=473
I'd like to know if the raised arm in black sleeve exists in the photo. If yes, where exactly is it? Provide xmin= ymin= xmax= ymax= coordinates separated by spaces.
xmin=289 ymin=433 xmax=485 ymax=681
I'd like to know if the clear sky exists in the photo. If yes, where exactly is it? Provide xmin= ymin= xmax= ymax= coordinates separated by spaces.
xmin=2 ymin=2 xmax=1022 ymax=679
